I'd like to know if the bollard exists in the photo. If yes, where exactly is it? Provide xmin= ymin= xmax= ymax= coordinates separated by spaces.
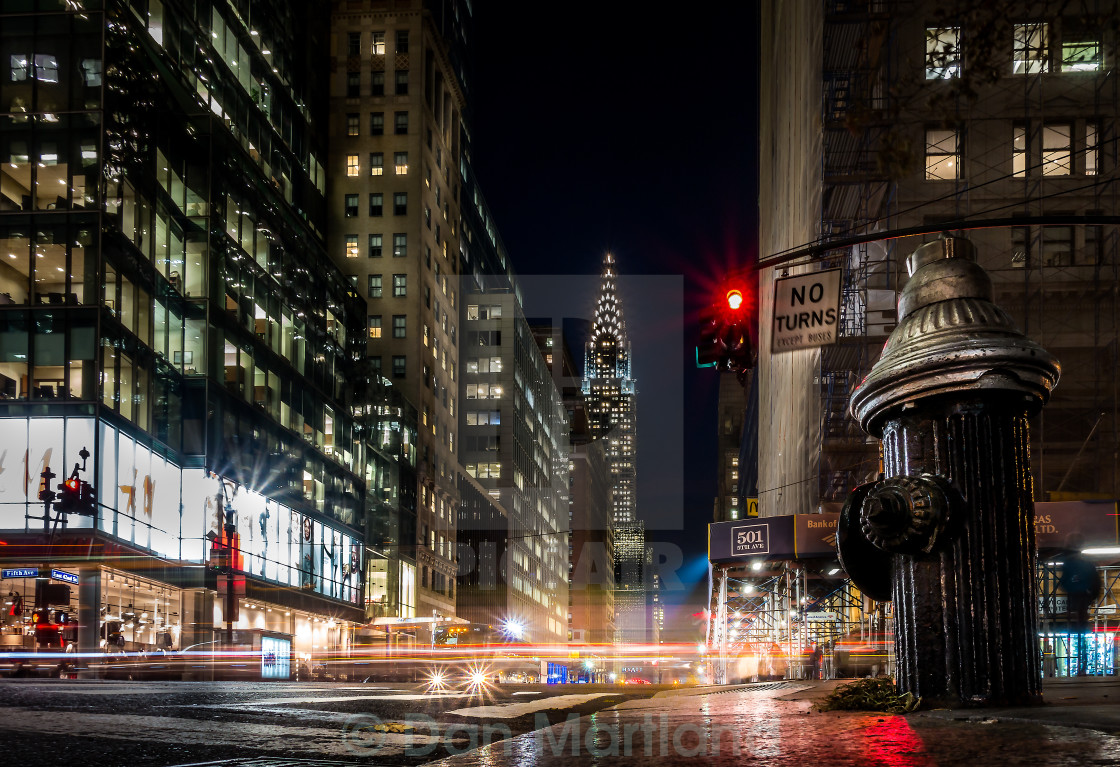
xmin=839 ymin=236 xmax=1060 ymax=707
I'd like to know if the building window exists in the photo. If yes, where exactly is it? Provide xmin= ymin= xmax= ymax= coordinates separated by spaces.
xmin=392 ymin=356 xmax=405 ymax=378
xmin=1041 ymin=124 xmax=1071 ymax=175
xmin=346 ymin=72 xmax=360 ymax=97
xmin=392 ymin=315 xmax=406 ymax=338
xmin=344 ymin=194 xmax=358 ymax=217
xmin=395 ymin=70 xmax=409 ymax=95
xmin=346 ymin=154 xmax=359 ymax=177
xmin=371 ymin=71 xmax=385 ymax=96
xmin=393 ymin=193 xmax=407 ymax=215
xmin=346 ymin=113 xmax=359 ymax=136
xmin=393 ymin=233 xmax=407 ymax=257
xmin=394 ymin=152 xmax=409 ymax=175
xmin=372 ymin=31 xmax=385 ymax=56
xmin=1086 ymin=223 xmax=1103 ymax=264
xmin=424 ymin=206 xmax=431 ymax=229
xmin=368 ymin=315 xmax=382 ymax=338
xmin=368 ymin=233 xmax=383 ymax=258
xmin=1013 ymin=23 xmax=1048 ymax=74
xmin=369 ymin=193 xmax=383 ymax=216
xmin=925 ymin=129 xmax=959 ymax=180
xmin=1085 ymin=123 xmax=1098 ymax=175
xmin=369 ymin=356 xmax=381 ymax=376
xmin=348 ymin=32 xmax=361 ymax=56
xmin=395 ymin=111 xmax=408 ymax=134
xmin=1042 ymin=226 xmax=1073 ymax=267
xmin=1061 ymin=37 xmax=1101 ymax=72
xmin=1011 ymin=226 xmax=1030 ymax=268
xmin=345 ymin=235 xmax=358 ymax=259
xmin=1013 ymin=125 xmax=1028 ymax=177
xmin=368 ymin=275 xmax=382 ymax=298
xmin=370 ymin=152 xmax=383 ymax=176
xmin=925 ymin=26 xmax=961 ymax=79
xmin=370 ymin=111 xmax=384 ymax=135
xmin=396 ymin=30 xmax=409 ymax=54
xmin=393 ymin=274 xmax=407 ymax=297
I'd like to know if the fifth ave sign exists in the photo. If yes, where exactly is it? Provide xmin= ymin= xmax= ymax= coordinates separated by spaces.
xmin=771 ymin=268 xmax=843 ymax=353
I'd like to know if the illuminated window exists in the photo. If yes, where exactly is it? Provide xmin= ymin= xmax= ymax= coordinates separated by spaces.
xmin=370 ymin=152 xmax=383 ymax=176
xmin=368 ymin=316 xmax=382 ymax=338
xmin=346 ymin=113 xmax=359 ymax=136
xmin=1061 ymin=38 xmax=1101 ymax=72
xmin=1013 ymin=125 xmax=1028 ymax=177
xmin=1086 ymin=123 xmax=1098 ymax=175
xmin=925 ymin=26 xmax=961 ymax=79
xmin=925 ymin=129 xmax=959 ymax=180
xmin=345 ymin=154 xmax=359 ymax=177
xmin=394 ymin=152 xmax=408 ymax=175
xmin=1013 ymin=23 xmax=1048 ymax=74
xmin=372 ymin=31 xmax=386 ymax=55
xmin=368 ymin=233 xmax=382 ymax=257
xmin=1041 ymin=124 xmax=1071 ymax=175
xmin=344 ymin=235 xmax=358 ymax=258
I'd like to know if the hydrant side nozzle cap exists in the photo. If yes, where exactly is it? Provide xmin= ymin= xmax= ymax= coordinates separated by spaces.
xmin=907 ymin=236 xmax=975 ymax=278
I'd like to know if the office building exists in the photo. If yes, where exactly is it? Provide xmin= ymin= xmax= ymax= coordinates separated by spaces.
xmin=327 ymin=0 xmax=471 ymax=622
xmin=759 ymin=1 xmax=1119 ymax=516
xmin=0 ymin=0 xmax=398 ymax=673
xmin=582 ymin=253 xmax=652 ymax=644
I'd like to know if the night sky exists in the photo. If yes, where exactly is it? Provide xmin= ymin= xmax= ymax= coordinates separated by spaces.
xmin=470 ymin=4 xmax=760 ymax=625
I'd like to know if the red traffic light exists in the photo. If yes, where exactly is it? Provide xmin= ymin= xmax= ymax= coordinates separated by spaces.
xmin=64 ymin=478 xmax=80 ymax=492
xmin=726 ymin=289 xmax=744 ymax=311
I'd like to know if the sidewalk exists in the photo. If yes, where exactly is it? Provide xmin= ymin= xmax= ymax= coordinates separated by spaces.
xmin=432 ymin=677 xmax=1120 ymax=766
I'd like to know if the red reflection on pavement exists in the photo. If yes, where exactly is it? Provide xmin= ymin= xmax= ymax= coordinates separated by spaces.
xmin=862 ymin=715 xmax=933 ymax=767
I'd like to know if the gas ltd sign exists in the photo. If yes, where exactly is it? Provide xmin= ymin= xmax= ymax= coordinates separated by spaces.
xmin=771 ymin=268 xmax=842 ymax=353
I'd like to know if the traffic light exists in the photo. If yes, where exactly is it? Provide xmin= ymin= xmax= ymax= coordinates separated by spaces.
xmin=57 ymin=478 xmax=80 ymax=515
xmin=696 ymin=276 xmax=756 ymax=375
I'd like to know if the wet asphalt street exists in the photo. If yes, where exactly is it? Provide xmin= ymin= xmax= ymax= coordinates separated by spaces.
xmin=2 ymin=678 xmax=1120 ymax=766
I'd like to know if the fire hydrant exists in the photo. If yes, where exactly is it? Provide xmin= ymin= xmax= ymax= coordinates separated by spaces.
xmin=839 ymin=236 xmax=1060 ymax=707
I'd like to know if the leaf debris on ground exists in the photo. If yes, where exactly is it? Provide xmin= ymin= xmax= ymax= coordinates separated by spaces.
xmin=814 ymin=678 xmax=920 ymax=714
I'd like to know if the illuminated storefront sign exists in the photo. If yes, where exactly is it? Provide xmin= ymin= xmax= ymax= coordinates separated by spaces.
xmin=0 ymin=417 xmax=362 ymax=606
xmin=261 ymin=635 xmax=291 ymax=679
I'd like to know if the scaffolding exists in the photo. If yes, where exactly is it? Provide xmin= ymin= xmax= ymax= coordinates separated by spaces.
xmin=707 ymin=560 xmax=893 ymax=683
xmin=796 ymin=0 xmax=1120 ymax=507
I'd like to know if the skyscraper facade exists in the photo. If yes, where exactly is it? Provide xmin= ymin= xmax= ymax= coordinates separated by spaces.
xmin=582 ymin=253 xmax=648 ymax=644
xmin=328 ymin=0 xmax=471 ymax=623
xmin=0 ymin=0 xmax=395 ymax=671
xmin=759 ymin=1 xmax=1119 ymax=516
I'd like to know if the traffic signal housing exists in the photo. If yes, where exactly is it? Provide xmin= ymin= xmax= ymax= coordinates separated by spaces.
xmin=696 ymin=277 xmax=757 ymax=375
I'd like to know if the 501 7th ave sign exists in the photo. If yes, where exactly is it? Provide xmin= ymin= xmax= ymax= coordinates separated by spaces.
xmin=772 ymin=268 xmax=843 ymax=353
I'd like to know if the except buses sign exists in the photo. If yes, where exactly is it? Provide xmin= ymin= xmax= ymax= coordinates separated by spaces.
xmin=771 ymin=268 xmax=843 ymax=353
